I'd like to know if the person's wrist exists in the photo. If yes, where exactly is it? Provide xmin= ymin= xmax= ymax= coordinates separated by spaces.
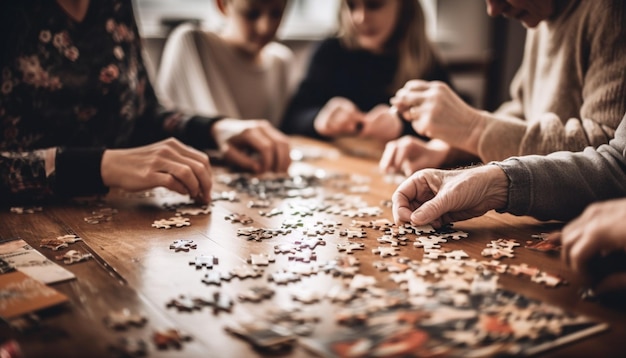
xmin=485 ymin=164 xmax=509 ymax=211
xmin=100 ymin=149 xmax=113 ymax=187
xmin=461 ymin=110 xmax=489 ymax=155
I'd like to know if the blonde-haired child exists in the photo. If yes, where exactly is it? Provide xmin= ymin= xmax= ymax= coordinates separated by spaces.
xmin=281 ymin=0 xmax=452 ymax=144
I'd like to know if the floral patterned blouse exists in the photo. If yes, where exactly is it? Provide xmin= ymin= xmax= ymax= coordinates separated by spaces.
xmin=0 ymin=0 xmax=217 ymax=204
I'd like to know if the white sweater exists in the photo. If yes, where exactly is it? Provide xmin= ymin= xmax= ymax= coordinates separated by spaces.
xmin=157 ymin=23 xmax=294 ymax=127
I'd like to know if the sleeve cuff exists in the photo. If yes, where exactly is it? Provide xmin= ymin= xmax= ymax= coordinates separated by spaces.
xmin=492 ymin=159 xmax=532 ymax=216
xmin=54 ymin=147 xmax=109 ymax=197
xmin=179 ymin=115 xmax=222 ymax=149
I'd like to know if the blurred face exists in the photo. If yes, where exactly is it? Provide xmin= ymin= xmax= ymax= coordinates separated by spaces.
xmin=345 ymin=0 xmax=400 ymax=53
xmin=485 ymin=0 xmax=555 ymax=28
xmin=220 ymin=0 xmax=287 ymax=56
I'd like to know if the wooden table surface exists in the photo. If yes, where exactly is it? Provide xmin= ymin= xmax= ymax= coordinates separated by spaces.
xmin=1 ymin=136 xmax=626 ymax=358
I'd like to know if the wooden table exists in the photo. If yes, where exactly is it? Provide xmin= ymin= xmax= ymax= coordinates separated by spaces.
xmin=1 ymin=136 xmax=626 ymax=358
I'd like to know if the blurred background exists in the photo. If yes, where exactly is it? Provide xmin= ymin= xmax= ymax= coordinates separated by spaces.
xmin=136 ymin=0 xmax=526 ymax=111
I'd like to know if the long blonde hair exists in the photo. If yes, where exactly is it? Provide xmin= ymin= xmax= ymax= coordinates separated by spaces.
xmin=338 ymin=0 xmax=440 ymax=93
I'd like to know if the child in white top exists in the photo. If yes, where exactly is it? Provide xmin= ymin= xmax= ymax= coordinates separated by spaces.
xmin=158 ymin=0 xmax=293 ymax=127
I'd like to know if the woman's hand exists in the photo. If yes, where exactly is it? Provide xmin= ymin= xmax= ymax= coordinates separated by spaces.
xmin=314 ymin=97 xmax=365 ymax=138
xmin=101 ymin=138 xmax=212 ymax=203
xmin=379 ymin=136 xmax=450 ymax=176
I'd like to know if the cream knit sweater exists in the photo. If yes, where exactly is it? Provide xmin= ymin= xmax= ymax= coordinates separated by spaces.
xmin=478 ymin=0 xmax=626 ymax=162
xmin=157 ymin=23 xmax=294 ymax=127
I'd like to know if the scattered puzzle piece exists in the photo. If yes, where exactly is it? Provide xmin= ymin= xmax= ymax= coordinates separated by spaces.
xmin=508 ymin=263 xmax=540 ymax=278
xmin=377 ymin=235 xmax=409 ymax=247
xmin=189 ymin=254 xmax=218 ymax=269
xmin=322 ymin=256 xmax=360 ymax=277
xmin=153 ymin=329 xmax=192 ymax=350
xmin=371 ymin=218 xmax=393 ymax=229
xmin=210 ymin=292 xmax=235 ymax=313
xmin=295 ymin=237 xmax=326 ymax=250
xmin=373 ymin=257 xmax=412 ymax=273
xmin=40 ymin=234 xmax=82 ymax=251
xmin=202 ymin=271 xmax=233 ymax=285
xmin=169 ymin=239 xmax=197 ymax=252
xmin=291 ymin=289 xmax=322 ymax=304
xmin=176 ymin=205 xmax=211 ymax=216
xmin=351 ymin=220 xmax=372 ymax=228
xmin=349 ymin=274 xmax=377 ymax=291
xmin=274 ymin=243 xmax=300 ymax=254
xmin=248 ymin=200 xmax=271 ymax=208
xmin=225 ymin=213 xmax=254 ymax=225
xmin=337 ymin=242 xmax=365 ymax=254
xmin=84 ymin=207 xmax=118 ymax=224
xmin=166 ymin=294 xmax=206 ymax=312
xmin=339 ymin=228 xmax=367 ymax=238
xmin=248 ymin=253 xmax=276 ymax=266
xmin=238 ymin=286 xmax=275 ymax=302
xmin=326 ymin=285 xmax=356 ymax=303
xmin=269 ymin=270 xmax=301 ymax=284
xmin=481 ymin=241 xmax=515 ymax=259
xmin=54 ymin=249 xmax=93 ymax=265
xmin=282 ymin=218 xmax=304 ymax=229
xmin=259 ymin=208 xmax=283 ymax=217
xmin=211 ymin=191 xmax=239 ymax=202
xmin=103 ymin=309 xmax=147 ymax=330
xmin=230 ymin=265 xmax=264 ymax=279
xmin=288 ymin=249 xmax=317 ymax=263
xmin=267 ymin=307 xmax=320 ymax=336
xmin=152 ymin=217 xmax=191 ymax=229
xmin=531 ymin=272 xmax=566 ymax=288
xmin=414 ymin=235 xmax=447 ymax=250
xmin=372 ymin=246 xmax=400 ymax=258
xmin=446 ymin=231 xmax=469 ymax=241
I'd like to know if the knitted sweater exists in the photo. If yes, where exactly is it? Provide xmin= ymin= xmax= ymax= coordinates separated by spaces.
xmin=497 ymin=112 xmax=626 ymax=222
xmin=157 ymin=23 xmax=294 ymax=127
xmin=479 ymin=0 xmax=626 ymax=162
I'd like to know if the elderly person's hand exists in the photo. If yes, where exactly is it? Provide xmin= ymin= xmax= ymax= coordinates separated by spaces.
xmin=379 ymin=136 xmax=450 ymax=176
xmin=559 ymin=198 xmax=626 ymax=295
xmin=390 ymin=80 xmax=488 ymax=155
xmin=314 ymin=97 xmax=365 ymax=138
xmin=392 ymin=165 xmax=508 ymax=227
xmin=101 ymin=138 xmax=212 ymax=203
xmin=211 ymin=119 xmax=291 ymax=174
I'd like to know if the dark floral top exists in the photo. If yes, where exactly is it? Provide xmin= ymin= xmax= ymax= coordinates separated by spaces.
xmin=0 ymin=1 xmax=218 ymax=204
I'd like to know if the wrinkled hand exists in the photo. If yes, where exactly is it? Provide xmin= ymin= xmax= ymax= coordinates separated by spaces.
xmin=560 ymin=198 xmax=626 ymax=295
xmin=390 ymin=80 xmax=486 ymax=154
xmin=379 ymin=136 xmax=450 ymax=176
xmin=212 ymin=119 xmax=291 ymax=173
xmin=101 ymin=138 xmax=212 ymax=203
xmin=392 ymin=165 xmax=508 ymax=227
xmin=359 ymin=104 xmax=403 ymax=142
xmin=314 ymin=97 xmax=365 ymax=138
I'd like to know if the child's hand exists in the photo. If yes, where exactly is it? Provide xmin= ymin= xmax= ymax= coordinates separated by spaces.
xmin=359 ymin=104 xmax=402 ymax=142
xmin=314 ymin=97 xmax=365 ymax=138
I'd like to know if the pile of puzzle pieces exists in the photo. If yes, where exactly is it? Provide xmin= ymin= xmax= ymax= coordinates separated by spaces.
xmin=96 ymin=171 xmax=600 ymax=355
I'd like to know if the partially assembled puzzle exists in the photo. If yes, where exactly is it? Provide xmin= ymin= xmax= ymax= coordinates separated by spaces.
xmin=87 ymin=170 xmax=608 ymax=355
